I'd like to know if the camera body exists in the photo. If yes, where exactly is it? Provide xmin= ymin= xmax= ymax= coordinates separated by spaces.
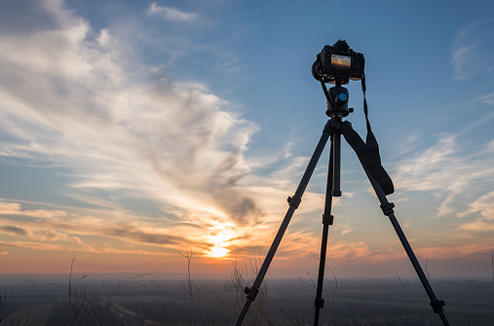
xmin=312 ymin=40 xmax=364 ymax=85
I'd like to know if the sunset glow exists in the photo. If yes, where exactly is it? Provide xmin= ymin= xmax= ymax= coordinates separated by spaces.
xmin=203 ymin=222 xmax=237 ymax=259
xmin=208 ymin=246 xmax=230 ymax=258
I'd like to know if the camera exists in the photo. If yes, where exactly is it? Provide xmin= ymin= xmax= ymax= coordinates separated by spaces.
xmin=312 ymin=40 xmax=364 ymax=85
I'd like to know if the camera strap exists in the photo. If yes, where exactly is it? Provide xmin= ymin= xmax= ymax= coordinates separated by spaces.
xmin=340 ymin=120 xmax=394 ymax=195
xmin=361 ymin=73 xmax=374 ymax=149
xmin=358 ymin=73 xmax=394 ymax=194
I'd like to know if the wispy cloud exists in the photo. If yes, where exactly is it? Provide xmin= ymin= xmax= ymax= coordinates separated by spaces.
xmin=451 ymin=42 xmax=478 ymax=81
xmin=0 ymin=1 xmax=257 ymax=220
xmin=392 ymin=133 xmax=494 ymax=218
xmin=0 ymin=200 xmax=192 ymax=253
xmin=455 ymin=190 xmax=494 ymax=241
xmin=0 ymin=0 xmax=329 ymax=261
xmin=451 ymin=20 xmax=494 ymax=80
xmin=148 ymin=2 xmax=198 ymax=22
xmin=478 ymin=91 xmax=494 ymax=105
xmin=0 ymin=225 xmax=28 ymax=236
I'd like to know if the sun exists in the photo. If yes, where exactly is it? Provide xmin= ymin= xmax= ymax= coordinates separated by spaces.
xmin=208 ymin=246 xmax=230 ymax=258
xmin=205 ymin=222 xmax=237 ymax=258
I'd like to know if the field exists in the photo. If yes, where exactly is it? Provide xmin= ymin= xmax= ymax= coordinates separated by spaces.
xmin=1 ymin=273 xmax=493 ymax=326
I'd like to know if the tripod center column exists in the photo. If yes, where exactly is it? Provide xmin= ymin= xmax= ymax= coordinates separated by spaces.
xmin=330 ymin=118 xmax=342 ymax=197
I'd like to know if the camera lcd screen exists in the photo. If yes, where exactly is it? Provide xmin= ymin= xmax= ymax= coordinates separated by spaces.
xmin=330 ymin=54 xmax=351 ymax=73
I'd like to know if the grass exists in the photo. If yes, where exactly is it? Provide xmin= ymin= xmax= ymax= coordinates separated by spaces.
xmin=1 ymin=255 xmax=494 ymax=325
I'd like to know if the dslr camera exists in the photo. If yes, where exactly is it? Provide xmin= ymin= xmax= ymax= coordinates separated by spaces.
xmin=312 ymin=40 xmax=364 ymax=85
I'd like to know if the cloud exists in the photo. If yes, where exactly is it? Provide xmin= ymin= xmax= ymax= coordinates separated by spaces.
xmin=148 ymin=2 xmax=198 ymax=22
xmin=392 ymin=133 xmax=494 ymax=218
xmin=0 ymin=225 xmax=28 ymax=236
xmin=0 ymin=240 xmax=63 ymax=251
xmin=451 ymin=44 xmax=478 ymax=81
xmin=0 ymin=0 xmax=358 ymax=262
xmin=415 ymin=240 xmax=494 ymax=259
xmin=0 ymin=197 xmax=325 ymax=260
xmin=0 ymin=0 xmax=264 ymax=226
xmin=460 ymin=219 xmax=494 ymax=232
xmin=479 ymin=92 xmax=494 ymax=105
xmin=451 ymin=20 xmax=494 ymax=80
xmin=455 ymin=191 xmax=494 ymax=240
xmin=0 ymin=0 xmax=288 ymax=258
xmin=458 ymin=191 xmax=494 ymax=220
xmin=0 ymin=202 xmax=68 ymax=219
xmin=0 ymin=200 xmax=191 ymax=252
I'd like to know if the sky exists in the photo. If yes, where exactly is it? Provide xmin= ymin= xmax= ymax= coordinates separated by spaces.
xmin=1 ymin=0 xmax=494 ymax=280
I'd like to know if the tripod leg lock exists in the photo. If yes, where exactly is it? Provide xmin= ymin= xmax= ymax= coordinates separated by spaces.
xmin=380 ymin=202 xmax=395 ymax=216
xmin=314 ymin=297 xmax=325 ymax=308
xmin=287 ymin=195 xmax=302 ymax=208
xmin=244 ymin=287 xmax=259 ymax=301
xmin=322 ymin=214 xmax=334 ymax=225
xmin=430 ymin=299 xmax=446 ymax=314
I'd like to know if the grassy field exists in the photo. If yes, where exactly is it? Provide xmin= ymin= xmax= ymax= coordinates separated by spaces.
xmin=1 ymin=273 xmax=493 ymax=325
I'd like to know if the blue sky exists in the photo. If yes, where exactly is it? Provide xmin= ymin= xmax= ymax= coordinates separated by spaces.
xmin=1 ymin=0 xmax=494 ymax=279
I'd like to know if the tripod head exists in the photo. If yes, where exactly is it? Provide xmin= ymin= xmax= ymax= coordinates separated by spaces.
xmin=324 ymin=81 xmax=354 ymax=118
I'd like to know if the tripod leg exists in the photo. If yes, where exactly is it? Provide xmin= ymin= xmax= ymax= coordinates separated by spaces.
xmin=313 ymin=138 xmax=336 ymax=326
xmin=234 ymin=120 xmax=333 ymax=326
xmin=364 ymin=170 xmax=450 ymax=326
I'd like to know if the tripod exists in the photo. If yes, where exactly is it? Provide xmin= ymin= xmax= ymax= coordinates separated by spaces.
xmin=234 ymin=83 xmax=450 ymax=326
